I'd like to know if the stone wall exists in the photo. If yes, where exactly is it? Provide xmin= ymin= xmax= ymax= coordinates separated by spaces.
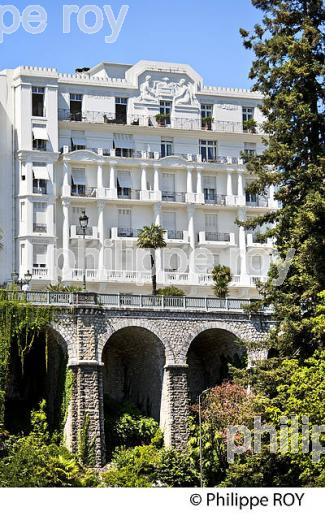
xmin=50 ymin=307 xmax=271 ymax=466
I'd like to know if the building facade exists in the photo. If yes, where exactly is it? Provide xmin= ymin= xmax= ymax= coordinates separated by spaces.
xmin=0 ymin=60 xmax=276 ymax=297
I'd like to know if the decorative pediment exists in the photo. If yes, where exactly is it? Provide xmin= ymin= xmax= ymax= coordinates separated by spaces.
xmin=65 ymin=150 xmax=100 ymax=163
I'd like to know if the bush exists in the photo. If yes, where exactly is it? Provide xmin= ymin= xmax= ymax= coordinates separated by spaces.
xmin=102 ymin=445 xmax=199 ymax=488
xmin=104 ymin=400 xmax=162 ymax=458
xmin=157 ymin=286 xmax=185 ymax=297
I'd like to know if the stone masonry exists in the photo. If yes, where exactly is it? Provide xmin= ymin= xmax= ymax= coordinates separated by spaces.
xmin=51 ymin=306 xmax=272 ymax=466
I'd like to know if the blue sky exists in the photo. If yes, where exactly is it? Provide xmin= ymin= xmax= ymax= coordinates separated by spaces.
xmin=0 ymin=0 xmax=261 ymax=88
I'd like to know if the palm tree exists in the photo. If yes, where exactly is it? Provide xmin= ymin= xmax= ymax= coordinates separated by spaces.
xmin=137 ymin=224 xmax=167 ymax=295
xmin=211 ymin=265 xmax=232 ymax=298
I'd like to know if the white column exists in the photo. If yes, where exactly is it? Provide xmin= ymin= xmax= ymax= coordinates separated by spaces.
xmin=47 ymin=203 xmax=55 ymax=236
xmin=269 ymin=184 xmax=275 ymax=207
xmin=141 ymin=165 xmax=147 ymax=192
xmin=196 ymin=169 xmax=203 ymax=194
xmin=187 ymin=206 xmax=196 ymax=279
xmin=154 ymin=203 xmax=162 ymax=278
xmin=109 ymin=164 xmax=116 ymax=190
xmin=238 ymin=172 xmax=244 ymax=197
xmin=98 ymin=202 xmax=105 ymax=278
xmin=62 ymin=201 xmax=70 ymax=277
xmin=238 ymin=208 xmax=249 ymax=285
xmin=26 ymin=162 xmax=33 ymax=195
xmin=97 ymin=163 xmax=103 ymax=189
xmin=154 ymin=166 xmax=160 ymax=192
xmin=26 ymin=240 xmax=33 ymax=275
xmin=187 ymin=168 xmax=193 ymax=194
xmin=62 ymin=161 xmax=71 ymax=197
xmin=227 ymin=171 xmax=233 ymax=196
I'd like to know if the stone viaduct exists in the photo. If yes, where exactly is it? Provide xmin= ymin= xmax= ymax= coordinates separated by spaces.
xmin=31 ymin=293 xmax=271 ymax=466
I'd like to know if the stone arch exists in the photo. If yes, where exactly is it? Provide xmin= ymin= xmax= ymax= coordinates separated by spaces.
xmin=185 ymin=324 xmax=247 ymax=404
xmin=4 ymin=325 xmax=69 ymax=434
xmin=101 ymin=325 xmax=166 ymax=422
xmin=179 ymin=321 xmax=250 ymax=363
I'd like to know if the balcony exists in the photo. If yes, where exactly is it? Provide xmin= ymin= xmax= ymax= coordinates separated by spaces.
xmin=246 ymin=196 xmax=268 ymax=208
xmin=58 ymin=109 xmax=263 ymax=134
xmin=162 ymin=192 xmax=186 ymax=203
xmin=199 ymin=231 xmax=236 ymax=246
xmin=71 ymin=185 xmax=97 ymax=198
xmin=33 ymin=224 xmax=47 ymax=234
xmin=33 ymin=186 xmax=47 ymax=195
xmin=112 ymin=228 xmax=141 ymax=239
xmin=204 ymin=194 xmax=227 ymax=206
xmin=117 ymin=188 xmax=140 ymax=200
xmin=247 ymin=233 xmax=273 ymax=248
xmin=70 ymin=225 xmax=99 ymax=240
xmin=32 ymin=268 xmax=49 ymax=279
xmin=166 ymin=230 xmax=184 ymax=240
xmin=162 ymin=272 xmax=190 ymax=285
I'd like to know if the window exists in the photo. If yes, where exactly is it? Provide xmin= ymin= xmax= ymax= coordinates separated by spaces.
xmin=118 ymin=209 xmax=132 ymax=236
xmin=33 ymin=202 xmax=47 ymax=233
xmin=117 ymin=171 xmax=132 ymax=199
xmin=252 ymin=255 xmax=262 ymax=274
xmin=70 ymin=93 xmax=83 ymax=121
xmin=71 ymin=168 xmax=86 ymax=196
xmin=200 ymin=140 xmax=217 ymax=162
xmin=33 ymin=244 xmax=47 ymax=268
xmin=33 ymin=139 xmax=47 ymax=151
xmin=161 ymin=138 xmax=174 ymax=158
xmin=162 ymin=212 xmax=176 ymax=231
xmin=71 ymin=131 xmax=86 ymax=151
xmin=244 ymin=142 xmax=256 ymax=156
xmin=161 ymin=173 xmax=175 ymax=201
xmin=115 ymin=97 xmax=128 ymax=124
xmin=246 ymin=192 xmax=257 ymax=205
xmin=164 ymin=250 xmax=179 ymax=272
xmin=113 ymin=134 xmax=135 ymax=158
xmin=203 ymin=176 xmax=216 ymax=202
xmin=33 ymin=178 xmax=47 ymax=195
xmin=32 ymin=87 xmax=45 ymax=117
xmin=201 ymin=104 xmax=213 ymax=129
xmin=205 ymin=213 xmax=218 ymax=232
xmin=32 ymin=162 xmax=48 ymax=194
xmin=160 ymin=101 xmax=172 ymax=125
xmin=242 ymin=107 xmax=254 ymax=122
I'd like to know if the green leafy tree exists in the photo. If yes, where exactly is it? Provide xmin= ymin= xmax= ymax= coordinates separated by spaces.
xmin=238 ymin=0 xmax=325 ymax=356
xmin=211 ymin=265 xmax=232 ymax=298
xmin=137 ymin=224 xmax=167 ymax=295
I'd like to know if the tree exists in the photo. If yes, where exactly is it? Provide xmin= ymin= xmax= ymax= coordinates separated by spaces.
xmin=211 ymin=265 xmax=231 ymax=298
xmin=239 ymin=0 xmax=325 ymax=356
xmin=137 ymin=224 xmax=167 ymax=295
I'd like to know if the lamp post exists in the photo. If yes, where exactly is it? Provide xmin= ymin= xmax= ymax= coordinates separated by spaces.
xmin=79 ymin=210 xmax=89 ymax=292
xmin=198 ymin=387 xmax=211 ymax=488
xmin=11 ymin=270 xmax=33 ymax=290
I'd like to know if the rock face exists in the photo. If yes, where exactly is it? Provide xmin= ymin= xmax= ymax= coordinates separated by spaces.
xmin=51 ymin=306 xmax=271 ymax=466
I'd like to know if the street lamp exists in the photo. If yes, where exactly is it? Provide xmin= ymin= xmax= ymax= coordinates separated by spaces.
xmin=11 ymin=270 xmax=33 ymax=290
xmin=198 ymin=387 xmax=211 ymax=488
xmin=79 ymin=210 xmax=89 ymax=291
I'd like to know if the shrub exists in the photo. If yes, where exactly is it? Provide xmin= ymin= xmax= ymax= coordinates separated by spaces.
xmin=157 ymin=286 xmax=185 ymax=297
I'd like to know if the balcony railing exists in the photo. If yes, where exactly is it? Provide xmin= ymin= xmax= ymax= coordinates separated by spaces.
xmin=204 ymin=194 xmax=227 ymax=205
xmin=32 ymin=268 xmax=49 ymax=279
xmin=162 ymin=191 xmax=186 ymax=203
xmin=246 ymin=197 xmax=268 ymax=208
xmin=2 ymin=291 xmax=271 ymax=314
xmin=58 ymin=109 xmax=260 ymax=134
xmin=117 ymin=188 xmax=140 ymax=200
xmin=117 ymin=228 xmax=141 ymax=238
xmin=33 ymin=186 xmax=47 ymax=195
xmin=205 ymin=232 xmax=231 ymax=242
xmin=166 ymin=230 xmax=184 ymax=240
xmin=71 ymin=185 xmax=97 ymax=198
xmin=33 ymin=224 xmax=47 ymax=233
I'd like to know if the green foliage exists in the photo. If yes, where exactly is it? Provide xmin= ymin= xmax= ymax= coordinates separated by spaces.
xmin=78 ymin=415 xmax=96 ymax=467
xmin=211 ymin=265 xmax=232 ymax=298
xmin=102 ymin=445 xmax=199 ymax=488
xmin=157 ymin=286 xmax=185 ymax=297
xmin=0 ymin=292 xmax=52 ymax=426
xmin=47 ymin=283 xmax=83 ymax=293
xmin=61 ymin=368 xmax=74 ymax=428
xmin=239 ymin=0 xmax=325 ymax=355
xmin=0 ymin=401 xmax=88 ymax=487
xmin=104 ymin=400 xmax=162 ymax=459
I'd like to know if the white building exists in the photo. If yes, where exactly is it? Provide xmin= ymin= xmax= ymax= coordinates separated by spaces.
xmin=0 ymin=60 xmax=276 ymax=297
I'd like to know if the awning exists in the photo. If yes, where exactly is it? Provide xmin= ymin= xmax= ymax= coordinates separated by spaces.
xmin=71 ymin=137 xmax=86 ymax=146
xmin=113 ymin=133 xmax=135 ymax=149
xmin=117 ymin=171 xmax=131 ymax=188
xmin=32 ymin=126 xmax=48 ymax=140
xmin=71 ymin=168 xmax=86 ymax=185
xmin=33 ymin=166 xmax=49 ymax=180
